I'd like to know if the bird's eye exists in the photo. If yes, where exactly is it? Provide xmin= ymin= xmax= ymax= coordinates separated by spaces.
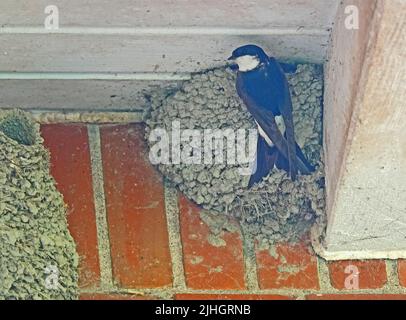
xmin=229 ymin=64 xmax=239 ymax=71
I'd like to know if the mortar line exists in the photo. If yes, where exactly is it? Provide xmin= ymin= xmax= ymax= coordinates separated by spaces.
xmin=241 ymin=230 xmax=260 ymax=291
xmin=163 ymin=181 xmax=187 ymax=290
xmin=79 ymin=281 xmax=406 ymax=297
xmin=316 ymin=256 xmax=406 ymax=295
xmin=385 ymin=260 xmax=400 ymax=289
xmin=88 ymin=124 xmax=114 ymax=289
xmin=316 ymin=256 xmax=334 ymax=292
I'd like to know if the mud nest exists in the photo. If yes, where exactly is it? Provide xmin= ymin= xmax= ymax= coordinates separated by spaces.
xmin=145 ymin=64 xmax=326 ymax=244
xmin=0 ymin=110 xmax=79 ymax=300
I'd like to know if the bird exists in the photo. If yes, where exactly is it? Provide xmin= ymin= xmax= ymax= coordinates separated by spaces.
xmin=228 ymin=44 xmax=314 ymax=188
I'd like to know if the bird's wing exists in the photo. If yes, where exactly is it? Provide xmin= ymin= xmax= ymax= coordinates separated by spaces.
xmin=275 ymin=140 xmax=315 ymax=173
xmin=271 ymin=59 xmax=317 ymax=177
xmin=237 ymin=82 xmax=311 ymax=176
xmin=248 ymin=135 xmax=278 ymax=188
xmin=277 ymin=74 xmax=298 ymax=180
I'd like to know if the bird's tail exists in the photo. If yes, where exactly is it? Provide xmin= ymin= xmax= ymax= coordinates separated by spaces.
xmin=275 ymin=142 xmax=315 ymax=174
xmin=248 ymin=135 xmax=278 ymax=188
xmin=248 ymin=136 xmax=314 ymax=188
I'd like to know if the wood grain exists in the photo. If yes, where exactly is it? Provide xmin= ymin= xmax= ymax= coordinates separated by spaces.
xmin=0 ymin=33 xmax=328 ymax=74
xmin=323 ymin=0 xmax=406 ymax=255
xmin=323 ymin=0 xmax=377 ymax=221
xmin=0 ymin=79 xmax=181 ymax=110
xmin=0 ymin=0 xmax=339 ymax=29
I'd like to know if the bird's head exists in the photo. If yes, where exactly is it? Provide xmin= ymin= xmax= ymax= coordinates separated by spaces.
xmin=228 ymin=45 xmax=268 ymax=72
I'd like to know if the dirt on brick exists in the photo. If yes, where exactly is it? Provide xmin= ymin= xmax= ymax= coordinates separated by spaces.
xmin=145 ymin=64 xmax=326 ymax=246
xmin=0 ymin=109 xmax=79 ymax=300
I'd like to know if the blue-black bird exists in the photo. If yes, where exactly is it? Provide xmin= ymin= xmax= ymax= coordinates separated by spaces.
xmin=228 ymin=44 xmax=314 ymax=188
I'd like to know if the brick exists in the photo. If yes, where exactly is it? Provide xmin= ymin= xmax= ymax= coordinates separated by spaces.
xmin=80 ymin=293 xmax=156 ymax=300
xmin=175 ymin=294 xmax=292 ymax=300
xmin=41 ymin=124 xmax=100 ymax=289
xmin=307 ymin=294 xmax=406 ymax=300
xmin=397 ymin=260 xmax=406 ymax=287
xmin=328 ymin=260 xmax=387 ymax=290
xmin=178 ymin=194 xmax=245 ymax=290
xmin=100 ymin=124 xmax=172 ymax=288
xmin=256 ymin=240 xmax=319 ymax=290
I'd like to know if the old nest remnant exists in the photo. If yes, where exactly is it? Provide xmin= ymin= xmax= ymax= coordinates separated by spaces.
xmin=0 ymin=110 xmax=79 ymax=299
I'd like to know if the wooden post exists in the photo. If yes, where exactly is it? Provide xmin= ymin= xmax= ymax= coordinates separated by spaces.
xmin=314 ymin=0 xmax=406 ymax=260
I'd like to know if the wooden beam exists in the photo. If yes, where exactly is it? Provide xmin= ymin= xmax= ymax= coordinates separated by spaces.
xmin=315 ymin=0 xmax=406 ymax=259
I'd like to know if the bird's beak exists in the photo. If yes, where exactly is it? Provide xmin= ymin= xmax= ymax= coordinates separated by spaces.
xmin=227 ymin=55 xmax=238 ymax=71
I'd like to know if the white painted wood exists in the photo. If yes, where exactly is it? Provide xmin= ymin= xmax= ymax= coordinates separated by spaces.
xmin=0 ymin=72 xmax=191 ymax=80
xmin=0 ymin=0 xmax=339 ymax=110
xmin=0 ymin=80 xmax=182 ymax=110
xmin=0 ymin=33 xmax=328 ymax=74
xmin=323 ymin=0 xmax=377 ymax=223
xmin=312 ymin=245 xmax=406 ymax=261
xmin=0 ymin=0 xmax=339 ymax=29
xmin=0 ymin=0 xmax=340 ymax=110
xmin=315 ymin=0 xmax=406 ymax=258
xmin=0 ymin=26 xmax=329 ymax=35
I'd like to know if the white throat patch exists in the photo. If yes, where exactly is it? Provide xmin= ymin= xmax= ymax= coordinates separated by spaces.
xmin=235 ymin=55 xmax=260 ymax=72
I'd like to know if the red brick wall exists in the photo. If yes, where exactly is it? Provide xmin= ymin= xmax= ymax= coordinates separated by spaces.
xmin=41 ymin=123 xmax=406 ymax=300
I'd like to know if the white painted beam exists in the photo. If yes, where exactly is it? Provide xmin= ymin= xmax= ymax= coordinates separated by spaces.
xmin=0 ymin=0 xmax=340 ymax=110
xmin=0 ymin=33 xmax=329 ymax=74
xmin=0 ymin=79 xmax=182 ymax=110
xmin=0 ymin=27 xmax=329 ymax=36
xmin=314 ymin=0 xmax=406 ymax=259
xmin=0 ymin=0 xmax=339 ymax=29
xmin=0 ymin=72 xmax=190 ymax=80
xmin=323 ymin=0 xmax=378 ymax=227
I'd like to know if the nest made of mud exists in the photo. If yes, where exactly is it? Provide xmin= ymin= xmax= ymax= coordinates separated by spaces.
xmin=0 ymin=110 xmax=79 ymax=300
xmin=145 ymin=65 xmax=326 ymax=244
